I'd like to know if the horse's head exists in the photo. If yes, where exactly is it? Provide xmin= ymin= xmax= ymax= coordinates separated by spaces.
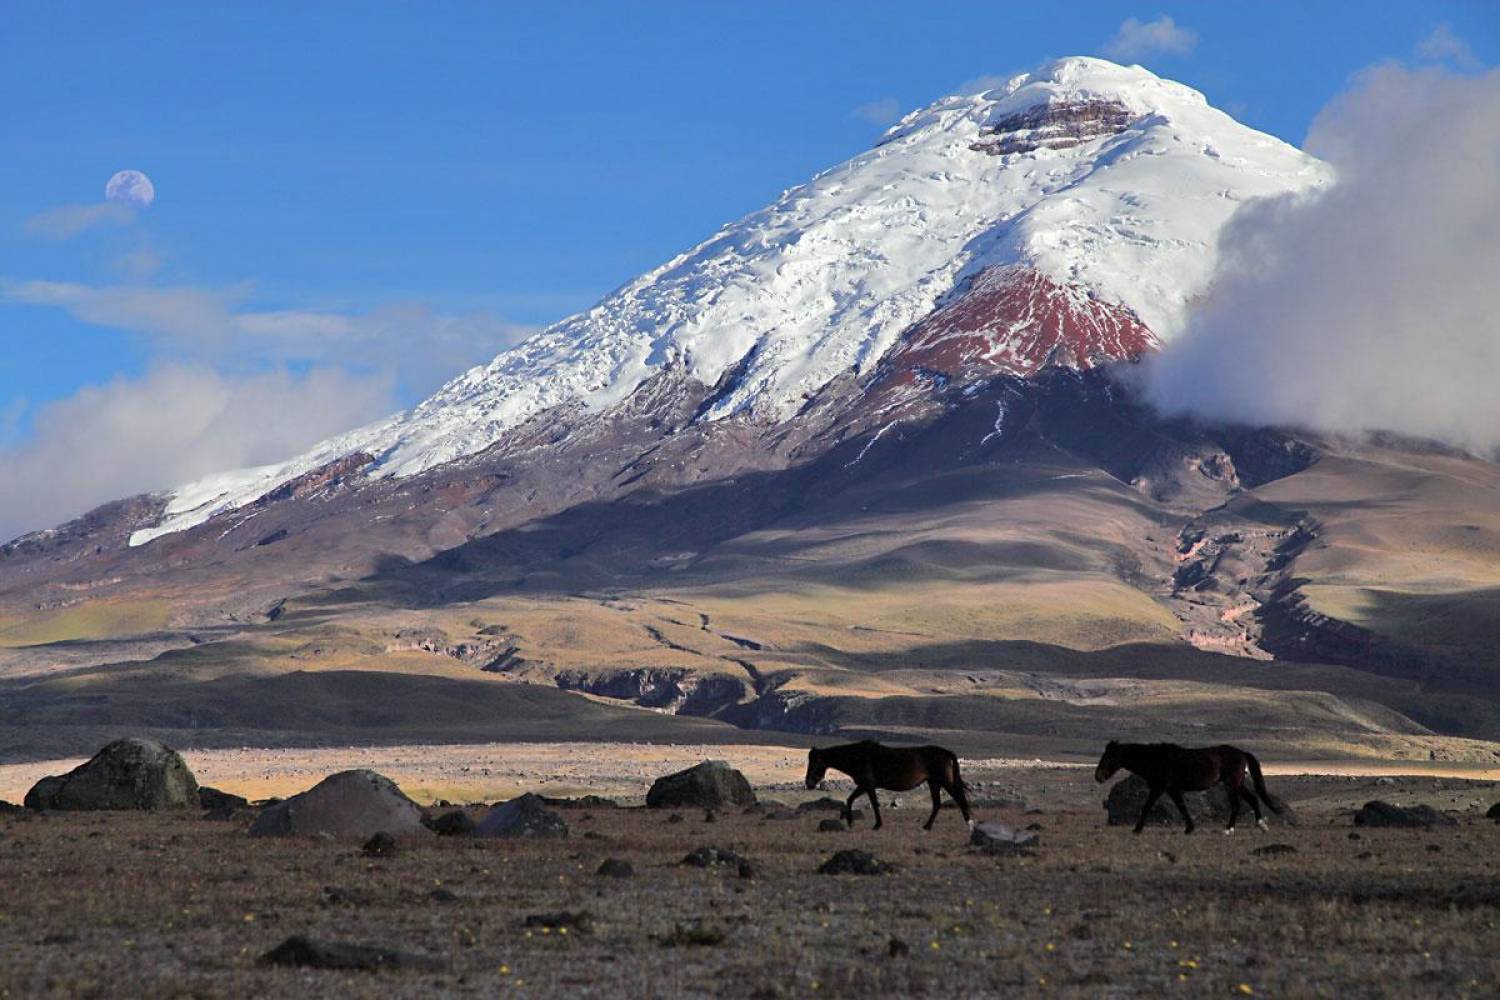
xmin=804 ymin=748 xmax=828 ymax=789
xmin=1095 ymin=741 xmax=1124 ymax=783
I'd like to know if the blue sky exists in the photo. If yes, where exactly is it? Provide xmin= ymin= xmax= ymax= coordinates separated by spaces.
xmin=0 ymin=2 xmax=1494 ymax=535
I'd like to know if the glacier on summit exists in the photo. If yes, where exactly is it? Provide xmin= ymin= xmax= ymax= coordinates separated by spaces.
xmin=130 ymin=57 xmax=1327 ymax=547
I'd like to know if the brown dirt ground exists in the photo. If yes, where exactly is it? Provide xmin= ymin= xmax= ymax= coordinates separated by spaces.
xmin=2 ymin=763 xmax=1498 ymax=998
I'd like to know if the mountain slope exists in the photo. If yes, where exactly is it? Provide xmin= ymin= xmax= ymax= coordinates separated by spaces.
xmin=126 ymin=56 xmax=1325 ymax=547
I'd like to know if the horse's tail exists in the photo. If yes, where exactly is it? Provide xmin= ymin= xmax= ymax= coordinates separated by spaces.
xmin=944 ymin=749 xmax=968 ymax=789
xmin=1246 ymin=752 xmax=1281 ymax=814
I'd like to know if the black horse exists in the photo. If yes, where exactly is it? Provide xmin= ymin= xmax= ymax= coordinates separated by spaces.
xmin=804 ymin=740 xmax=972 ymax=831
xmin=1095 ymin=740 xmax=1282 ymax=834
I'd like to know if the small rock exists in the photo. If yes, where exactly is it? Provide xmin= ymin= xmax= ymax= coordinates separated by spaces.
xmin=968 ymin=820 xmax=1038 ymax=854
xmin=0 ymin=800 xmax=23 ymax=815
xmin=524 ymin=910 xmax=593 ymax=934
xmin=596 ymin=858 xmax=634 ymax=878
xmin=736 ymin=860 xmax=757 ymax=880
xmin=817 ymin=818 xmax=845 ymax=833
xmin=199 ymin=786 xmax=250 ymax=813
xmin=1252 ymin=843 xmax=1298 ymax=857
xmin=667 ymin=813 xmax=684 ymax=824
xmin=1486 ymin=802 xmax=1500 ymax=821
xmin=704 ymin=810 xmax=717 ymax=824
xmin=361 ymin=832 xmax=398 ymax=858
xmin=887 ymin=936 xmax=910 ymax=958
xmin=428 ymin=888 xmax=459 ymax=904
xmin=680 ymin=845 xmax=748 ymax=869
xmin=817 ymin=849 xmax=894 ymax=875
xmin=259 ymin=935 xmax=443 ymax=971
xmin=797 ymin=797 xmax=846 ymax=813
xmin=660 ymin=922 xmax=726 ymax=947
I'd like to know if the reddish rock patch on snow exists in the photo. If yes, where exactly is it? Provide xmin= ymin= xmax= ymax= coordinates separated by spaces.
xmin=875 ymin=266 xmax=1157 ymax=395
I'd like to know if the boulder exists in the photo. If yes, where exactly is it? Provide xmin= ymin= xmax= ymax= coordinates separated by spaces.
xmin=23 ymin=739 xmax=198 ymax=811
xmin=817 ymin=818 xmax=845 ymax=833
xmin=249 ymin=770 xmax=431 ymax=839
xmin=596 ymin=858 xmax=634 ymax=878
xmin=646 ymin=760 xmax=756 ymax=810
xmin=1353 ymin=801 xmax=1457 ymax=829
xmin=1103 ymin=775 xmax=1295 ymax=828
xmin=0 ymin=800 xmax=24 ymax=815
xmin=428 ymin=809 xmax=477 ymax=837
xmin=199 ymin=786 xmax=250 ymax=812
xmin=476 ymin=793 xmax=568 ymax=839
xmin=1486 ymin=802 xmax=1500 ymax=821
xmin=969 ymin=820 xmax=1039 ymax=854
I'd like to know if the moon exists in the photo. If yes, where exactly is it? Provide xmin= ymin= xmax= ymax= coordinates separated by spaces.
xmin=105 ymin=170 xmax=155 ymax=208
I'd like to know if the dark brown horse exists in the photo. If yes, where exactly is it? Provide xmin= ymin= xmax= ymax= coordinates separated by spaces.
xmin=804 ymin=740 xmax=972 ymax=831
xmin=1095 ymin=741 xmax=1282 ymax=835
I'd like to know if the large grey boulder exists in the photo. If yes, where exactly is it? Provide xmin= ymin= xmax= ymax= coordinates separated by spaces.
xmin=1353 ymin=801 xmax=1456 ymax=829
xmin=646 ymin=760 xmax=757 ymax=810
xmin=969 ymin=820 xmax=1039 ymax=854
xmin=24 ymin=738 xmax=199 ymax=811
xmin=1104 ymin=775 xmax=1295 ymax=828
xmin=475 ymin=793 xmax=568 ymax=839
xmin=249 ymin=770 xmax=431 ymax=839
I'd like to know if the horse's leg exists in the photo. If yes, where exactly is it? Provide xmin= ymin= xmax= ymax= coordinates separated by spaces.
xmin=1225 ymin=780 xmax=1241 ymax=834
xmin=1168 ymin=790 xmax=1194 ymax=835
xmin=866 ymin=788 xmax=883 ymax=830
xmin=950 ymin=776 xmax=973 ymax=827
xmin=843 ymin=787 xmax=864 ymax=828
xmin=1239 ymin=786 xmax=1267 ymax=830
xmin=1134 ymin=787 xmax=1163 ymax=834
xmin=923 ymin=780 xmax=941 ymax=831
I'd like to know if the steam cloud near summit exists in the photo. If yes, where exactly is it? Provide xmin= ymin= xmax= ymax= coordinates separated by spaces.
xmin=1142 ymin=64 xmax=1500 ymax=456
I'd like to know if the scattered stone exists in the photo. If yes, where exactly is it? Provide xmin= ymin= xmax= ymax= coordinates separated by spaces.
xmin=887 ymin=936 xmax=910 ymax=958
xmin=667 ymin=813 xmax=684 ymax=824
xmin=524 ymin=910 xmax=594 ymax=934
xmin=737 ymin=860 xmax=757 ymax=880
xmin=1486 ymin=802 xmax=1500 ymax=821
xmin=660 ymin=922 xmax=726 ymax=947
xmin=596 ymin=858 xmax=634 ymax=878
xmin=761 ymin=809 xmax=799 ymax=821
xmin=646 ymin=760 xmax=757 ymax=810
xmin=320 ymin=886 xmax=374 ymax=907
xmin=1374 ymin=777 xmax=1396 ymax=786
xmin=476 ymin=793 xmax=568 ymax=839
xmin=704 ymin=809 xmax=717 ymax=824
xmin=428 ymin=888 xmax=459 ymax=904
xmin=24 ymin=739 xmax=199 ymax=812
xmin=817 ymin=818 xmax=846 ymax=833
xmin=361 ymin=831 xmax=398 ymax=858
xmin=540 ymin=794 xmax=619 ymax=810
xmin=680 ymin=845 xmax=749 ymax=869
xmin=797 ymin=797 xmax=846 ymax=812
xmin=428 ymin=810 xmax=476 ymax=837
xmin=1103 ymin=775 xmax=1296 ymax=828
xmin=250 ymin=770 xmax=431 ymax=840
xmin=199 ymin=786 xmax=250 ymax=813
xmin=817 ymin=849 xmax=895 ymax=875
xmin=1353 ymin=801 xmax=1457 ymax=829
xmin=968 ymin=820 xmax=1039 ymax=854
xmin=1252 ymin=843 xmax=1298 ymax=857
xmin=259 ymin=935 xmax=443 ymax=972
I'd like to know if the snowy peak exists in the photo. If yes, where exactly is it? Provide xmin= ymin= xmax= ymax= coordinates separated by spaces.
xmin=128 ymin=57 xmax=1329 ymax=547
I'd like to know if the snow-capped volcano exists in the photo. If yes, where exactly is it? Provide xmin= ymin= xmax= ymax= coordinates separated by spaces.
xmin=130 ymin=57 xmax=1325 ymax=546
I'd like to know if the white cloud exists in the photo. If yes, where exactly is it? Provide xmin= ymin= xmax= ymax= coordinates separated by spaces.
xmin=0 ymin=279 xmax=536 ymax=398
xmin=1141 ymin=64 xmax=1500 ymax=457
xmin=0 ymin=364 xmax=395 ymax=541
xmin=852 ymin=97 xmax=902 ymax=126
xmin=1416 ymin=22 xmax=1480 ymax=70
xmin=1103 ymin=16 xmax=1198 ymax=61
xmin=24 ymin=202 xmax=135 ymax=240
